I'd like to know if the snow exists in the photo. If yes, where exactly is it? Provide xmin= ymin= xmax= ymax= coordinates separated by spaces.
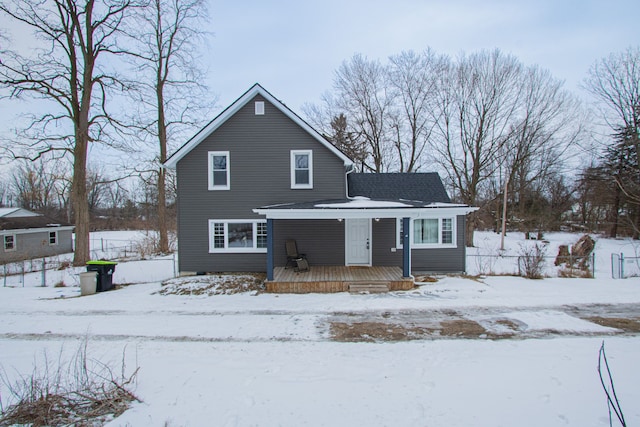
xmin=315 ymin=196 xmax=411 ymax=208
xmin=1 ymin=230 xmax=640 ymax=426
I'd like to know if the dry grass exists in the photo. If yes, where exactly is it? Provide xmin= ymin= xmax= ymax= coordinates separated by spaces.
xmin=157 ymin=273 xmax=266 ymax=296
xmin=0 ymin=339 xmax=139 ymax=427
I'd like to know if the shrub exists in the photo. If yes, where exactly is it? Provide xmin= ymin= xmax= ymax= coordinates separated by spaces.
xmin=518 ymin=243 xmax=547 ymax=279
xmin=0 ymin=338 xmax=139 ymax=426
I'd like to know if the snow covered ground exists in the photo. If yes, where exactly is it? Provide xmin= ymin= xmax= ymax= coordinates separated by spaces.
xmin=1 ymin=231 xmax=640 ymax=426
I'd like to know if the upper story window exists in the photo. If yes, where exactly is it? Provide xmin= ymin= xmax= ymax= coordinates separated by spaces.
xmin=208 ymin=151 xmax=230 ymax=190
xmin=49 ymin=231 xmax=58 ymax=245
xmin=291 ymin=150 xmax=313 ymax=189
xmin=255 ymin=101 xmax=265 ymax=115
xmin=4 ymin=235 xmax=15 ymax=252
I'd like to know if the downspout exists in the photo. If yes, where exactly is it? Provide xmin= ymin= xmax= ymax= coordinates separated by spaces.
xmin=344 ymin=163 xmax=355 ymax=199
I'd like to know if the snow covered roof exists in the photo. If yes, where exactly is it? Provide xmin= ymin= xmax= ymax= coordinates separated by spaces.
xmin=254 ymin=197 xmax=476 ymax=220
xmin=0 ymin=207 xmax=40 ymax=218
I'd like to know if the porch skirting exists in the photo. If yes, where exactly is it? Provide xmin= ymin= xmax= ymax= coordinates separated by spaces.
xmin=266 ymin=266 xmax=415 ymax=293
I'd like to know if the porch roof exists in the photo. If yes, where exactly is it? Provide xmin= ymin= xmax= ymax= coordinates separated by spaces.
xmin=253 ymin=196 xmax=477 ymax=220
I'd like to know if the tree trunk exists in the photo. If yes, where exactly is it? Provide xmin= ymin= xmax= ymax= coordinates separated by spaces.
xmin=72 ymin=132 xmax=90 ymax=266
xmin=465 ymin=212 xmax=476 ymax=247
xmin=156 ymin=76 xmax=169 ymax=253
xmin=157 ymin=167 xmax=168 ymax=253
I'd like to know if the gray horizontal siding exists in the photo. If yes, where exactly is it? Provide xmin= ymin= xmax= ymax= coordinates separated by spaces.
xmin=411 ymin=215 xmax=467 ymax=273
xmin=0 ymin=229 xmax=73 ymax=263
xmin=273 ymin=220 xmax=344 ymax=266
xmin=176 ymin=95 xmax=347 ymax=273
xmin=371 ymin=216 xmax=467 ymax=273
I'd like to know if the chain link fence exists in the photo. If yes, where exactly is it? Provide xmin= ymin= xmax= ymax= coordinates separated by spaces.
xmin=611 ymin=253 xmax=640 ymax=279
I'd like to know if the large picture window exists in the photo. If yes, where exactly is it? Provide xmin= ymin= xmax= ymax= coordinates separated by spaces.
xmin=208 ymin=151 xmax=230 ymax=190
xmin=290 ymin=150 xmax=313 ymax=189
xmin=209 ymin=220 xmax=267 ymax=253
xmin=396 ymin=217 xmax=456 ymax=248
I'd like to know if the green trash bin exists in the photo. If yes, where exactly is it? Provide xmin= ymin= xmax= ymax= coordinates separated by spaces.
xmin=86 ymin=261 xmax=118 ymax=292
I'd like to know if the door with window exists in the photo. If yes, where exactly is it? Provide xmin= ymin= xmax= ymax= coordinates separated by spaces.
xmin=346 ymin=218 xmax=371 ymax=265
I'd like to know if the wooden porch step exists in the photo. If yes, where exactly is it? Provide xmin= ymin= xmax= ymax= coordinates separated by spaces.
xmin=348 ymin=283 xmax=390 ymax=294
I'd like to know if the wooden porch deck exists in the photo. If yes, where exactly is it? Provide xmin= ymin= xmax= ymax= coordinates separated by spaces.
xmin=267 ymin=266 xmax=415 ymax=293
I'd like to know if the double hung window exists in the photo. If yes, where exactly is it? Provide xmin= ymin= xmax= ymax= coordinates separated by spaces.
xmin=291 ymin=150 xmax=313 ymax=189
xmin=208 ymin=151 xmax=230 ymax=190
xmin=4 ymin=235 xmax=15 ymax=251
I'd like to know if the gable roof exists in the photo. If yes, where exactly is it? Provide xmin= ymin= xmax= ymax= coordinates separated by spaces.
xmin=164 ymin=83 xmax=353 ymax=169
xmin=348 ymin=173 xmax=451 ymax=204
xmin=0 ymin=207 xmax=40 ymax=218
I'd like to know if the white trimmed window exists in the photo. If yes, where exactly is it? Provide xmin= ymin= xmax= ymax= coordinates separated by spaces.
xmin=396 ymin=217 xmax=456 ymax=248
xmin=291 ymin=150 xmax=313 ymax=189
xmin=4 ymin=235 xmax=15 ymax=252
xmin=208 ymin=151 xmax=230 ymax=190
xmin=209 ymin=220 xmax=267 ymax=253
xmin=49 ymin=231 xmax=58 ymax=245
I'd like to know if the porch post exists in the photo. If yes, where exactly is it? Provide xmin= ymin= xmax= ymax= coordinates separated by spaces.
xmin=402 ymin=217 xmax=411 ymax=278
xmin=266 ymin=218 xmax=274 ymax=281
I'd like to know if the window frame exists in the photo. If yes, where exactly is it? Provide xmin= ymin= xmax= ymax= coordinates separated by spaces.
xmin=208 ymin=151 xmax=230 ymax=191
xmin=49 ymin=231 xmax=58 ymax=246
xmin=208 ymin=220 xmax=268 ymax=253
xmin=3 ymin=234 xmax=16 ymax=252
xmin=396 ymin=217 xmax=457 ymax=249
xmin=290 ymin=150 xmax=313 ymax=189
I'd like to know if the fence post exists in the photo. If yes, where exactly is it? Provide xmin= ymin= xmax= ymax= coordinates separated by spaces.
xmin=41 ymin=258 xmax=46 ymax=287
xmin=173 ymin=253 xmax=177 ymax=278
xmin=101 ymin=238 xmax=104 ymax=251
xmin=3 ymin=264 xmax=6 ymax=287
xmin=620 ymin=253 xmax=625 ymax=279
xmin=21 ymin=261 xmax=25 ymax=287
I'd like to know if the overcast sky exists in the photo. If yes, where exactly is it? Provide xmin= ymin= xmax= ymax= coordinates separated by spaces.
xmin=207 ymin=0 xmax=640 ymax=111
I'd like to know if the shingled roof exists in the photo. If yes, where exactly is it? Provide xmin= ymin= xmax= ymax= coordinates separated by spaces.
xmin=347 ymin=173 xmax=450 ymax=204
xmin=0 ymin=215 xmax=72 ymax=231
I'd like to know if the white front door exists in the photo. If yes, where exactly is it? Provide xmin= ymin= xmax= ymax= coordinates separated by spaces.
xmin=346 ymin=218 xmax=371 ymax=265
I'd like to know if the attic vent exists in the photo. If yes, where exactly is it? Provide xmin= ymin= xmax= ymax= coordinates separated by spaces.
xmin=255 ymin=101 xmax=265 ymax=115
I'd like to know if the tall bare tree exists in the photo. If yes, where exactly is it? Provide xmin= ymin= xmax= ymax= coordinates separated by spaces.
xmin=332 ymin=54 xmax=394 ymax=172
xmin=125 ymin=0 xmax=211 ymax=253
xmin=584 ymin=46 xmax=640 ymax=233
xmin=431 ymin=50 xmax=523 ymax=245
xmin=388 ymin=49 xmax=444 ymax=172
xmin=0 ymin=0 xmax=136 ymax=265
xmin=503 ymin=65 xmax=583 ymax=236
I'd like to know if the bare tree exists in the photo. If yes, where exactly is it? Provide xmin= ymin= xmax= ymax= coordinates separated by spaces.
xmin=431 ymin=50 xmax=523 ymax=245
xmin=10 ymin=159 xmax=59 ymax=215
xmin=331 ymin=54 xmax=395 ymax=172
xmin=124 ymin=0 xmax=211 ymax=253
xmin=0 ymin=0 xmax=137 ymax=265
xmin=388 ymin=49 xmax=444 ymax=172
xmin=503 ymin=65 xmax=583 ymax=236
xmin=584 ymin=46 xmax=640 ymax=234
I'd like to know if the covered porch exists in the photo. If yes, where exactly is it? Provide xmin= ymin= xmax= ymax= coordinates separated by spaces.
xmin=267 ymin=265 xmax=414 ymax=293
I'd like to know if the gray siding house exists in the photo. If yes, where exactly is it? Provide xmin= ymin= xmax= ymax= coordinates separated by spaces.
xmin=0 ymin=208 xmax=74 ymax=263
xmin=165 ymin=84 xmax=475 ymax=290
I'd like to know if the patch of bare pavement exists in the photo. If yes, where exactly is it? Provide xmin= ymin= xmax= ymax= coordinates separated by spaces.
xmin=327 ymin=303 xmax=640 ymax=342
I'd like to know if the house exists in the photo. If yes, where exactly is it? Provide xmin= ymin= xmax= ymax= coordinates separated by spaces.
xmin=0 ymin=208 xmax=74 ymax=263
xmin=164 ymin=84 xmax=476 ymax=292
